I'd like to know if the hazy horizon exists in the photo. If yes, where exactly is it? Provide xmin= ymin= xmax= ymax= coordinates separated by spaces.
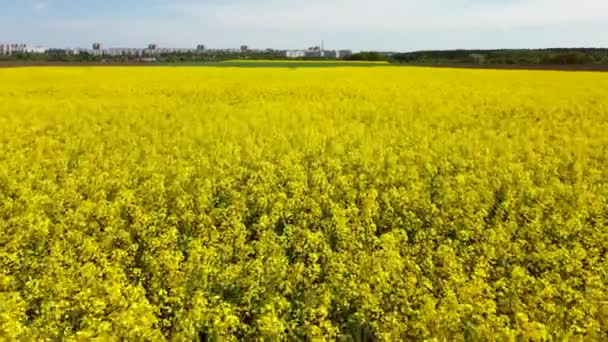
xmin=1 ymin=0 xmax=607 ymax=51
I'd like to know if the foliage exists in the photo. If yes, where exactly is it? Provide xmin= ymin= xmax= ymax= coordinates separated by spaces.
xmin=0 ymin=50 xmax=288 ymax=64
xmin=182 ymin=60 xmax=390 ymax=68
xmin=540 ymin=52 xmax=594 ymax=65
xmin=1 ymin=67 xmax=608 ymax=340
xmin=1 ymin=51 xmax=353 ymax=64
xmin=345 ymin=52 xmax=390 ymax=62
xmin=5 ymin=48 xmax=608 ymax=67
xmin=392 ymin=48 xmax=608 ymax=65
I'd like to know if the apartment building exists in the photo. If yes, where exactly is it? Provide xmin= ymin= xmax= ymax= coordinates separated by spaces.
xmin=0 ymin=43 xmax=27 ymax=55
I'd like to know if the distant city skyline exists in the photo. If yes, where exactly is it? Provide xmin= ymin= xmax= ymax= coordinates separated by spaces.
xmin=1 ymin=0 xmax=608 ymax=51
xmin=0 ymin=41 xmax=354 ymax=60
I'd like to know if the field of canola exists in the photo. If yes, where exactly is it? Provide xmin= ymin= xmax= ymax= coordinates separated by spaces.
xmin=1 ymin=66 xmax=608 ymax=340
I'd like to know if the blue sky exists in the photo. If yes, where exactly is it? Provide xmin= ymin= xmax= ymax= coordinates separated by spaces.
xmin=1 ymin=0 xmax=607 ymax=51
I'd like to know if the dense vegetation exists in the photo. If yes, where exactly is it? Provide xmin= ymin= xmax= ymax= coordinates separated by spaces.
xmin=344 ymin=52 xmax=390 ymax=62
xmin=1 ymin=67 xmax=607 ymax=340
xmin=392 ymin=48 xmax=608 ymax=66
xmin=3 ymin=48 xmax=608 ymax=66
xmin=0 ymin=50 xmax=290 ymax=64
xmin=171 ymin=60 xmax=390 ymax=68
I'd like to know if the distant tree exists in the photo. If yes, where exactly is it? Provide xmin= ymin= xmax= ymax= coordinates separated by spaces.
xmin=345 ymin=52 xmax=389 ymax=61
xmin=542 ymin=52 xmax=593 ymax=65
xmin=391 ymin=49 xmax=608 ymax=66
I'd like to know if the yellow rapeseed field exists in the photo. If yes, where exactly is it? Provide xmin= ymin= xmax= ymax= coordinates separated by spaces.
xmin=1 ymin=66 xmax=608 ymax=340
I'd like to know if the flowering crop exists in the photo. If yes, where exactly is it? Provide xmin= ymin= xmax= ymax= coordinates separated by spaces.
xmin=1 ymin=66 xmax=607 ymax=340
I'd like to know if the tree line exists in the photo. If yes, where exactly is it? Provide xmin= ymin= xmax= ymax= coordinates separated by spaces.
xmin=390 ymin=48 xmax=608 ymax=66
xmin=3 ymin=48 xmax=608 ymax=66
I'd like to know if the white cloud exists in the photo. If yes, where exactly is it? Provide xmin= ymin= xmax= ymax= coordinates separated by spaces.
xmin=165 ymin=0 xmax=608 ymax=32
xmin=31 ymin=1 xmax=49 ymax=11
xmin=4 ymin=0 xmax=607 ymax=50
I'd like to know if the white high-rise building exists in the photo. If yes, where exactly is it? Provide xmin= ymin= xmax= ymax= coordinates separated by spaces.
xmin=26 ymin=46 xmax=48 ymax=54
xmin=339 ymin=50 xmax=353 ymax=58
xmin=0 ymin=43 xmax=30 ymax=55
xmin=284 ymin=50 xmax=306 ymax=58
